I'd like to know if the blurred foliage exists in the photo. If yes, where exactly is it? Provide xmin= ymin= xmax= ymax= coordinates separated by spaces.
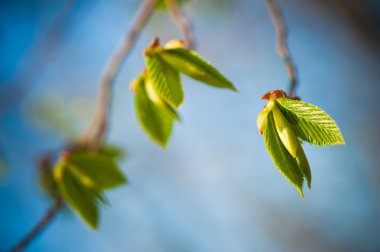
xmin=99 ymin=144 xmax=127 ymax=161
xmin=23 ymin=92 xmax=94 ymax=138
xmin=133 ymin=38 xmax=236 ymax=147
xmin=53 ymin=151 xmax=127 ymax=228
xmin=38 ymin=144 xmax=126 ymax=199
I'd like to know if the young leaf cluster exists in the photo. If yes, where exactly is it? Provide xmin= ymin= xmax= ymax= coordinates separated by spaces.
xmin=132 ymin=38 xmax=236 ymax=147
xmin=258 ymin=90 xmax=344 ymax=198
xmin=53 ymin=150 xmax=127 ymax=228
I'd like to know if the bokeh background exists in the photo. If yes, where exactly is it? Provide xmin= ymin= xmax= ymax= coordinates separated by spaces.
xmin=1 ymin=0 xmax=380 ymax=251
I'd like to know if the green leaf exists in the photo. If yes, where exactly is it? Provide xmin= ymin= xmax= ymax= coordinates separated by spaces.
xmin=67 ymin=152 xmax=127 ymax=190
xmin=257 ymin=105 xmax=271 ymax=134
xmin=145 ymin=78 xmax=181 ymax=121
xmin=295 ymin=146 xmax=312 ymax=189
xmin=276 ymin=98 xmax=345 ymax=146
xmin=161 ymin=101 xmax=181 ymax=122
xmin=54 ymin=161 xmax=99 ymax=229
xmin=145 ymin=55 xmax=184 ymax=108
xmin=135 ymin=76 xmax=174 ymax=147
xmin=272 ymin=104 xmax=300 ymax=158
xmin=99 ymin=144 xmax=126 ymax=160
xmin=160 ymin=48 xmax=237 ymax=91
xmin=263 ymin=112 xmax=304 ymax=198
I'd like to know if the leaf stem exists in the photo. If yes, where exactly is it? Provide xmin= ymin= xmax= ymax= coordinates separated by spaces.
xmin=7 ymin=196 xmax=64 ymax=252
xmin=266 ymin=0 xmax=298 ymax=97
xmin=166 ymin=0 xmax=195 ymax=49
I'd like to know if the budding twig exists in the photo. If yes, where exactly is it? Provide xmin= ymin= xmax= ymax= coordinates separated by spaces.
xmin=266 ymin=0 xmax=297 ymax=97
xmin=79 ymin=0 xmax=158 ymax=150
xmin=8 ymin=0 xmax=158 ymax=250
xmin=7 ymin=196 xmax=64 ymax=252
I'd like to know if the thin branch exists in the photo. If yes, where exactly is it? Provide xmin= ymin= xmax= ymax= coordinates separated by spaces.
xmin=166 ymin=0 xmax=195 ymax=49
xmin=79 ymin=0 xmax=158 ymax=149
xmin=8 ymin=1 xmax=158 ymax=251
xmin=7 ymin=196 xmax=64 ymax=252
xmin=0 ymin=0 xmax=78 ymax=117
xmin=266 ymin=0 xmax=297 ymax=97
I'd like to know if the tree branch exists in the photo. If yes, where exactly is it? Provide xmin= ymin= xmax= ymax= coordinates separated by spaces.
xmin=79 ymin=0 xmax=158 ymax=150
xmin=8 ymin=1 xmax=158 ymax=251
xmin=266 ymin=0 xmax=298 ymax=97
xmin=166 ymin=0 xmax=195 ymax=49
xmin=7 ymin=196 xmax=64 ymax=252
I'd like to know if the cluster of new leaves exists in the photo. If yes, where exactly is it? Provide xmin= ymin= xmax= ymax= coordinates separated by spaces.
xmin=45 ymin=38 xmax=237 ymax=229
xmin=257 ymin=90 xmax=345 ymax=198
xmin=132 ymin=38 xmax=236 ymax=147
xmin=52 ymin=148 xmax=127 ymax=228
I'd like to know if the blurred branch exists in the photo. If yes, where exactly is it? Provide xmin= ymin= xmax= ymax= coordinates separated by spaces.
xmin=336 ymin=0 xmax=380 ymax=52
xmin=266 ymin=0 xmax=297 ymax=97
xmin=0 ymin=0 xmax=78 ymax=117
xmin=78 ymin=0 xmax=158 ymax=150
xmin=8 ymin=196 xmax=64 ymax=252
xmin=166 ymin=0 xmax=195 ymax=49
xmin=8 ymin=0 xmax=158 ymax=250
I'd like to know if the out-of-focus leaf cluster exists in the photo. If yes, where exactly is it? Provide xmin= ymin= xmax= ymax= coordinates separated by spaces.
xmin=38 ymin=145 xmax=127 ymax=228
xmin=133 ymin=38 xmax=236 ymax=147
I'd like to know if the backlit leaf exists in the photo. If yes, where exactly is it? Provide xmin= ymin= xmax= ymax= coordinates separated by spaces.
xmin=295 ymin=146 xmax=311 ymax=189
xmin=257 ymin=101 xmax=273 ymax=135
xmin=272 ymin=104 xmax=301 ymax=158
xmin=145 ymin=78 xmax=181 ymax=121
xmin=54 ymin=161 xmax=99 ymax=229
xmin=99 ymin=144 xmax=126 ymax=160
xmin=276 ymin=98 xmax=345 ymax=146
xmin=159 ymin=47 xmax=237 ymax=91
xmin=263 ymin=112 xmax=304 ymax=198
xmin=67 ymin=152 xmax=127 ymax=190
xmin=135 ymin=76 xmax=174 ymax=147
xmin=145 ymin=55 xmax=183 ymax=108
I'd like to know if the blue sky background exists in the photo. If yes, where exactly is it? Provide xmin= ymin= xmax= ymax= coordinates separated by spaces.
xmin=1 ymin=0 xmax=380 ymax=251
